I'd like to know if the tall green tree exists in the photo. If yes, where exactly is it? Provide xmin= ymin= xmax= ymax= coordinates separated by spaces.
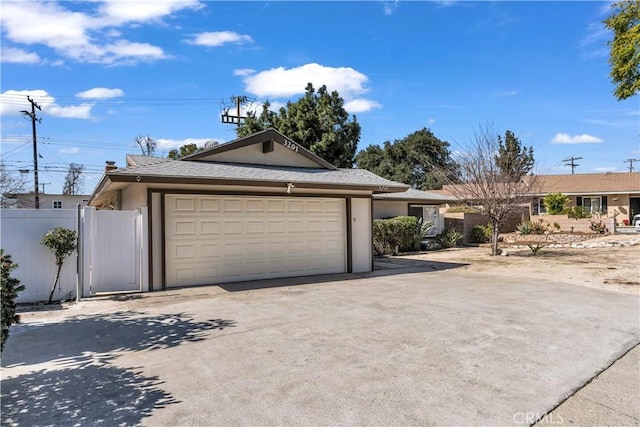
xmin=168 ymin=143 xmax=200 ymax=159
xmin=494 ymin=130 xmax=534 ymax=181
xmin=237 ymin=83 xmax=361 ymax=168
xmin=604 ymin=0 xmax=640 ymax=100
xmin=355 ymin=128 xmax=459 ymax=190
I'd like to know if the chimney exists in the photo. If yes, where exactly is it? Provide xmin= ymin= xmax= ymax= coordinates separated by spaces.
xmin=105 ymin=160 xmax=117 ymax=172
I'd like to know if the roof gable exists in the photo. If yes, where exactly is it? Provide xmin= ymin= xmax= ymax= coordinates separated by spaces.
xmin=181 ymin=128 xmax=337 ymax=170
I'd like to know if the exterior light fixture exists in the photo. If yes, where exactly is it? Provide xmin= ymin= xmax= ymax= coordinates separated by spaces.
xmin=286 ymin=183 xmax=295 ymax=194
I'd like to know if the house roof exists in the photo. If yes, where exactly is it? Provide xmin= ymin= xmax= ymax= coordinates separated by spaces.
xmin=438 ymin=172 xmax=640 ymax=200
xmin=373 ymin=188 xmax=457 ymax=203
xmin=532 ymin=172 xmax=640 ymax=195
xmin=181 ymin=128 xmax=337 ymax=170
xmin=90 ymin=154 xmax=409 ymax=205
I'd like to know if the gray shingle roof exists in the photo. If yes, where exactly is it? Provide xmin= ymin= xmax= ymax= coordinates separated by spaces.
xmin=110 ymin=157 xmax=409 ymax=190
xmin=373 ymin=187 xmax=457 ymax=202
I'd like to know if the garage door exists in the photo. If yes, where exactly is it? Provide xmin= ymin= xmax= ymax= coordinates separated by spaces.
xmin=164 ymin=195 xmax=347 ymax=287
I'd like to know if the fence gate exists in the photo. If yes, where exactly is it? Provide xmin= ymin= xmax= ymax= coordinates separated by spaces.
xmin=81 ymin=207 xmax=147 ymax=295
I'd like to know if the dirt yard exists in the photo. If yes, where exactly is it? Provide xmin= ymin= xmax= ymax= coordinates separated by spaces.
xmin=402 ymin=234 xmax=640 ymax=296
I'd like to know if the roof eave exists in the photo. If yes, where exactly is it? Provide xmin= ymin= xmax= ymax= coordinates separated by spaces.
xmin=105 ymin=173 xmax=409 ymax=193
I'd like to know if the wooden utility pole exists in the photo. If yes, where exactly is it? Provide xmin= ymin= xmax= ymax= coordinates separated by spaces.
xmin=562 ymin=156 xmax=582 ymax=174
xmin=20 ymin=96 xmax=42 ymax=208
xmin=221 ymin=96 xmax=248 ymax=127
xmin=623 ymin=159 xmax=640 ymax=173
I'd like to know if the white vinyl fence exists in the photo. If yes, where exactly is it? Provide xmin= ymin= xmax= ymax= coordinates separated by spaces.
xmin=1 ymin=209 xmax=78 ymax=303
xmin=0 ymin=207 xmax=148 ymax=303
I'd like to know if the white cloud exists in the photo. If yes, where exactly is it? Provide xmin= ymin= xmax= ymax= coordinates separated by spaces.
xmin=76 ymin=87 xmax=124 ymax=99
xmin=0 ymin=0 xmax=199 ymax=65
xmin=59 ymin=147 xmax=80 ymax=154
xmin=593 ymin=166 xmax=617 ymax=172
xmin=238 ymin=63 xmax=370 ymax=99
xmin=237 ymin=64 xmax=381 ymax=113
xmin=344 ymin=99 xmax=382 ymax=113
xmin=383 ymin=1 xmax=399 ymax=16
xmin=0 ymin=89 xmax=93 ymax=119
xmin=551 ymin=133 xmax=603 ymax=144
xmin=427 ymin=118 xmax=436 ymax=125
xmin=155 ymin=137 xmax=219 ymax=150
xmin=233 ymin=68 xmax=256 ymax=77
xmin=187 ymin=31 xmax=254 ymax=47
xmin=97 ymin=0 xmax=202 ymax=24
xmin=1 ymin=47 xmax=41 ymax=64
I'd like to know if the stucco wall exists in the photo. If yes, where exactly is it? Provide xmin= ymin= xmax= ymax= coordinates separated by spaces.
xmin=122 ymin=184 xmax=148 ymax=210
xmin=373 ymin=200 xmax=406 ymax=219
xmin=351 ymin=198 xmax=372 ymax=273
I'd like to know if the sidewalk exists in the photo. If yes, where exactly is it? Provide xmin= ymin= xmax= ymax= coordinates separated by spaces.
xmin=535 ymin=344 xmax=640 ymax=426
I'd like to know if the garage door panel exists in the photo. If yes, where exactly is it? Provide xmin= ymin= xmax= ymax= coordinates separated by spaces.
xmin=165 ymin=195 xmax=347 ymax=287
xmin=223 ymin=221 xmax=242 ymax=234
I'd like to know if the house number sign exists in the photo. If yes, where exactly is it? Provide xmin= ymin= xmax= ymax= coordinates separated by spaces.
xmin=281 ymin=139 xmax=299 ymax=152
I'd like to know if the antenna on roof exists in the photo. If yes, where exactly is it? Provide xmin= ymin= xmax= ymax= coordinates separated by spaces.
xmin=221 ymin=96 xmax=252 ymax=128
xmin=562 ymin=156 xmax=582 ymax=174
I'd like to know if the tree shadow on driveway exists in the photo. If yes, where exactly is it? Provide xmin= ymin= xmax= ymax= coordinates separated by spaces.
xmin=1 ymin=311 xmax=235 ymax=426
xmin=2 ymin=360 xmax=178 ymax=427
xmin=2 ymin=311 xmax=235 ymax=368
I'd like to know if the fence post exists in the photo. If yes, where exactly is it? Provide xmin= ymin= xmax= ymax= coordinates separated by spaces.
xmin=138 ymin=207 xmax=149 ymax=292
xmin=81 ymin=206 xmax=95 ymax=297
xmin=76 ymin=204 xmax=82 ymax=302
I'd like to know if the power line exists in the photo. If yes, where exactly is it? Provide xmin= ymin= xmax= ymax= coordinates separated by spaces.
xmin=623 ymin=158 xmax=640 ymax=173
xmin=20 ymin=96 xmax=42 ymax=209
xmin=562 ymin=156 xmax=582 ymax=174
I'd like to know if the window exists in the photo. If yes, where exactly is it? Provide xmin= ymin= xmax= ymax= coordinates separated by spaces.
xmin=532 ymin=198 xmax=546 ymax=215
xmin=52 ymin=200 xmax=63 ymax=209
xmin=577 ymin=196 xmax=607 ymax=214
xmin=408 ymin=205 xmax=439 ymax=237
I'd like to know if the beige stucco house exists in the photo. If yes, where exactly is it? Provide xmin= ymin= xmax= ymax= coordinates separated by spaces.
xmin=531 ymin=172 xmax=640 ymax=224
xmin=89 ymin=129 xmax=408 ymax=290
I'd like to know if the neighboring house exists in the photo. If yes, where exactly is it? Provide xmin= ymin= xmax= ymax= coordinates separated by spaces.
xmin=89 ymin=128 xmax=408 ymax=290
xmin=373 ymin=188 xmax=457 ymax=236
xmin=2 ymin=193 xmax=90 ymax=209
xmin=531 ymin=172 xmax=640 ymax=224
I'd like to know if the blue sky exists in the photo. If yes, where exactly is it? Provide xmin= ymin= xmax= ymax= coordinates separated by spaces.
xmin=1 ymin=0 xmax=638 ymax=195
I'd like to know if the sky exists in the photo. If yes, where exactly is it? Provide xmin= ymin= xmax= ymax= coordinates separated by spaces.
xmin=1 ymin=0 xmax=639 ymax=195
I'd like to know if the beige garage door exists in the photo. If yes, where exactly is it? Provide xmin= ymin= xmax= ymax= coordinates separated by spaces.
xmin=164 ymin=195 xmax=347 ymax=287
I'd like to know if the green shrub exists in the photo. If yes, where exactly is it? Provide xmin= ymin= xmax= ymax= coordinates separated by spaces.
xmin=41 ymin=227 xmax=77 ymax=304
xmin=1 ymin=250 xmax=25 ymax=351
xmin=373 ymin=216 xmax=425 ymax=255
xmin=530 ymin=219 xmax=550 ymax=234
xmin=565 ymin=206 xmax=591 ymax=219
xmin=589 ymin=220 xmax=608 ymax=234
xmin=471 ymin=224 xmax=492 ymax=243
xmin=516 ymin=221 xmax=533 ymax=235
xmin=543 ymin=193 xmax=569 ymax=215
xmin=434 ymin=227 xmax=463 ymax=248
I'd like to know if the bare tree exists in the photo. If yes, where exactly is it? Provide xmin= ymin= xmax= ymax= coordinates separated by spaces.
xmin=62 ymin=163 xmax=85 ymax=195
xmin=439 ymin=125 xmax=540 ymax=256
xmin=0 ymin=161 xmax=27 ymax=208
xmin=135 ymin=135 xmax=157 ymax=156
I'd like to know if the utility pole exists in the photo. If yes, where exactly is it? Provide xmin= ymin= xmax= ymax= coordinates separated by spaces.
xmin=221 ymin=96 xmax=248 ymax=127
xmin=40 ymin=182 xmax=51 ymax=194
xmin=562 ymin=156 xmax=582 ymax=174
xmin=623 ymin=159 xmax=640 ymax=173
xmin=20 ymin=96 xmax=42 ymax=208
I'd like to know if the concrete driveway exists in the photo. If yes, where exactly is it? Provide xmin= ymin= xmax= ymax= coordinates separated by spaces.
xmin=2 ymin=263 xmax=639 ymax=426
